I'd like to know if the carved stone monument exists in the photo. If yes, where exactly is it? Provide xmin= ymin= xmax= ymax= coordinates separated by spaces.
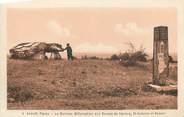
xmin=153 ymin=26 xmax=169 ymax=85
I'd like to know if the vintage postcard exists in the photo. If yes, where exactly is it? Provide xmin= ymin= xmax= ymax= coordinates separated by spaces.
xmin=0 ymin=0 xmax=184 ymax=117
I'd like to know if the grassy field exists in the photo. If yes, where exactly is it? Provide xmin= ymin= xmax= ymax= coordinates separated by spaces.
xmin=7 ymin=59 xmax=177 ymax=109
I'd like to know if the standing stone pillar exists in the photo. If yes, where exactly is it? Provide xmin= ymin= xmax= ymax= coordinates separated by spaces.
xmin=153 ymin=26 xmax=169 ymax=85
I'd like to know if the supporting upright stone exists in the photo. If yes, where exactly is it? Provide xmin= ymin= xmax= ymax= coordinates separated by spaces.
xmin=153 ymin=26 xmax=169 ymax=85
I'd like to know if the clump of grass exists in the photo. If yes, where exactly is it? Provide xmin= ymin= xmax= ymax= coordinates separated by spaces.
xmin=98 ymin=86 xmax=138 ymax=97
xmin=8 ymin=85 xmax=33 ymax=102
xmin=81 ymin=55 xmax=103 ymax=60
xmin=67 ymin=83 xmax=97 ymax=99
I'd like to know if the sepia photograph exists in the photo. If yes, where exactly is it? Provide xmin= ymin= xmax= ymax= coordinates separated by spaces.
xmin=1 ymin=0 xmax=180 ymax=112
xmin=0 ymin=0 xmax=184 ymax=117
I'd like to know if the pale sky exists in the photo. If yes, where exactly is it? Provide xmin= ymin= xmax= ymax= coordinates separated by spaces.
xmin=7 ymin=7 xmax=177 ymax=55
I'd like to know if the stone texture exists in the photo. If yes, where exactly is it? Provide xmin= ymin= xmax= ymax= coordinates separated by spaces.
xmin=153 ymin=26 xmax=169 ymax=85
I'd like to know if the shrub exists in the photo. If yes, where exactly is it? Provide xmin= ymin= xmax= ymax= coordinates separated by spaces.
xmin=118 ymin=43 xmax=148 ymax=66
xmin=169 ymin=56 xmax=173 ymax=62
xmin=110 ymin=54 xmax=119 ymax=60
xmin=119 ymin=52 xmax=130 ymax=61
xmin=169 ymin=55 xmax=177 ymax=63
xmin=89 ymin=56 xmax=100 ymax=60
xmin=81 ymin=55 xmax=88 ymax=60
xmin=131 ymin=51 xmax=148 ymax=62
xmin=81 ymin=55 xmax=101 ymax=60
